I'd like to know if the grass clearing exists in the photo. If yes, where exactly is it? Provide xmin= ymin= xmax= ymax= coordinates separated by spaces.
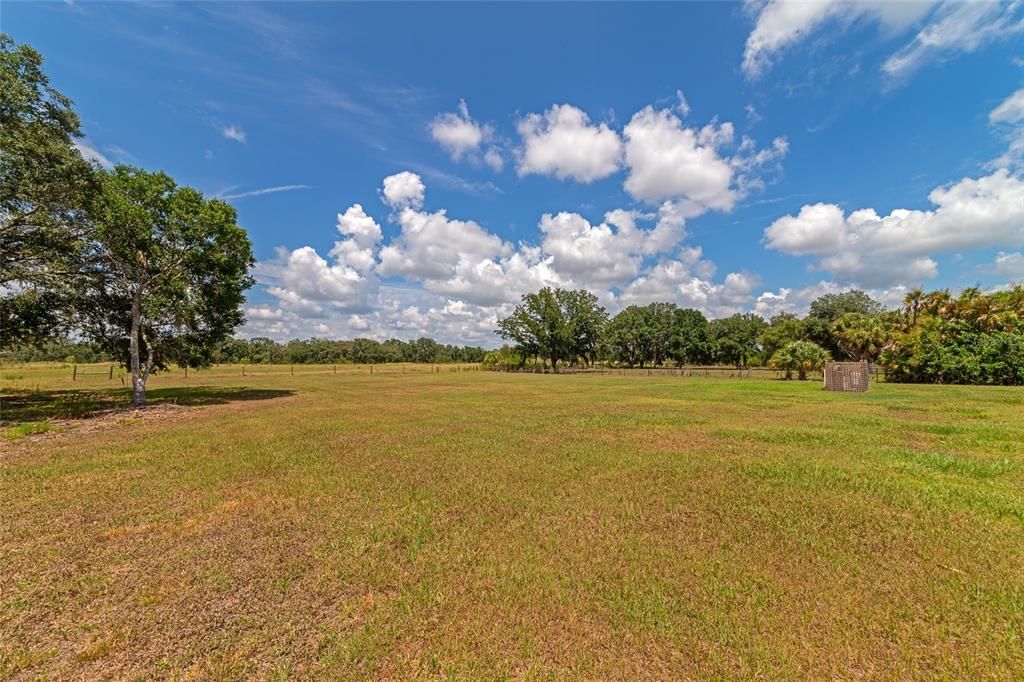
xmin=2 ymin=365 xmax=1023 ymax=678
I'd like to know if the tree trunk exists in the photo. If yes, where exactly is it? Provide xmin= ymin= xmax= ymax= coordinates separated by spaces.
xmin=129 ymin=286 xmax=146 ymax=405
xmin=550 ymin=356 xmax=558 ymax=373
xmin=798 ymin=367 xmax=807 ymax=381
xmin=128 ymin=285 xmax=153 ymax=406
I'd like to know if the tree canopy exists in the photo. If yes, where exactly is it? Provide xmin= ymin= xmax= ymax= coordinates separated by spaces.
xmin=710 ymin=313 xmax=767 ymax=368
xmin=759 ymin=313 xmax=807 ymax=360
xmin=670 ymin=307 xmax=714 ymax=365
xmin=1 ymin=33 xmax=98 ymax=343
xmin=496 ymin=287 xmax=607 ymax=371
xmin=769 ymin=340 xmax=830 ymax=380
xmin=882 ymin=286 xmax=1024 ymax=385
xmin=805 ymin=290 xmax=885 ymax=356
xmin=830 ymin=312 xmax=888 ymax=362
xmin=78 ymin=166 xmax=254 ymax=404
xmin=604 ymin=305 xmax=656 ymax=368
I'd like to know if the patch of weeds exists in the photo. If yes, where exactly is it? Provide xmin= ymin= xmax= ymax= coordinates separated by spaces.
xmin=711 ymin=426 xmax=821 ymax=446
xmin=890 ymin=449 xmax=1014 ymax=479
xmin=268 ymin=660 xmax=293 ymax=681
xmin=0 ymin=645 xmax=58 ymax=676
xmin=3 ymin=421 xmax=51 ymax=440
xmin=914 ymin=423 xmax=962 ymax=436
xmin=941 ymin=407 xmax=989 ymax=420
xmin=342 ymin=624 xmax=381 ymax=666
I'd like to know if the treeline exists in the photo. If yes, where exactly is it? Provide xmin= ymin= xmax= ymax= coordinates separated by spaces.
xmin=1 ymin=338 xmax=111 ymax=364
xmin=212 ymin=337 xmax=487 ymax=365
xmin=2 ymin=335 xmax=488 ymax=366
xmin=882 ymin=287 xmax=1024 ymax=384
xmin=493 ymin=286 xmax=1024 ymax=385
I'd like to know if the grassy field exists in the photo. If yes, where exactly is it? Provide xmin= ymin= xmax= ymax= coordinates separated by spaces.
xmin=2 ymin=365 xmax=1023 ymax=679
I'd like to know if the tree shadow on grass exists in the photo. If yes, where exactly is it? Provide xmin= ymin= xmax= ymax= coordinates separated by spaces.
xmin=0 ymin=386 xmax=294 ymax=425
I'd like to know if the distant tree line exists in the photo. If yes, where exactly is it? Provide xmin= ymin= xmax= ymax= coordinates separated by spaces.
xmin=1 ymin=335 xmax=489 ymax=366
xmin=1 ymin=338 xmax=110 ymax=364
xmin=212 ymin=336 xmax=487 ymax=365
xmin=493 ymin=286 xmax=1024 ymax=385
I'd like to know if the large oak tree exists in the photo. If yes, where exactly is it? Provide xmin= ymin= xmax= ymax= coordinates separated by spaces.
xmin=80 ymin=166 xmax=254 ymax=405
xmin=496 ymin=287 xmax=607 ymax=371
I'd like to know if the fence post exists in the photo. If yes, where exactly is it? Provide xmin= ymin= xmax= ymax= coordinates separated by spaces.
xmin=370 ymin=364 xmax=373 ymax=375
xmin=184 ymin=366 xmax=187 ymax=378
xmin=72 ymin=364 xmax=77 ymax=381
xmin=242 ymin=365 xmax=245 ymax=377
xmin=291 ymin=364 xmax=294 ymax=376
xmin=334 ymin=365 xmax=337 ymax=374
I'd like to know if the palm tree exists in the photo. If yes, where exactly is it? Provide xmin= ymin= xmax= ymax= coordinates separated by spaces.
xmin=903 ymin=288 xmax=924 ymax=327
xmin=769 ymin=340 xmax=830 ymax=380
xmin=831 ymin=313 xmax=889 ymax=362
xmin=922 ymin=289 xmax=952 ymax=318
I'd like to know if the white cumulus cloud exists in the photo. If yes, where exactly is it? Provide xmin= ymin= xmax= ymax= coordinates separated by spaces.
xmin=617 ymin=256 xmax=758 ymax=318
xmin=516 ymin=104 xmax=623 ymax=182
xmin=430 ymin=99 xmax=493 ymax=162
xmin=250 ymin=172 xmax=767 ymax=335
xmin=263 ymin=246 xmax=376 ymax=315
xmin=258 ymin=200 xmax=386 ymax=316
xmin=336 ymin=203 xmax=382 ymax=248
xmin=622 ymin=106 xmax=736 ymax=210
xmin=764 ymin=169 xmax=1024 ymax=287
xmin=538 ymin=203 xmax=690 ymax=288
xmin=377 ymin=207 xmax=512 ymax=282
xmin=381 ymin=171 xmax=426 ymax=210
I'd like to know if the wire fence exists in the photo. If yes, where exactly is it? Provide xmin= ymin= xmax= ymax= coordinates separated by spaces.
xmin=491 ymin=364 xmax=890 ymax=383
xmin=8 ymin=362 xmax=888 ymax=384
xmin=58 ymin=362 xmax=484 ymax=382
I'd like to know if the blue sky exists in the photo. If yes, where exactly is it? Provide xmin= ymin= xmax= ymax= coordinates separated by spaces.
xmin=9 ymin=1 xmax=1024 ymax=343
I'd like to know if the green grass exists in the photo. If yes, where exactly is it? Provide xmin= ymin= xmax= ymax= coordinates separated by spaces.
xmin=3 ymin=421 xmax=51 ymax=440
xmin=2 ymin=366 xmax=1023 ymax=678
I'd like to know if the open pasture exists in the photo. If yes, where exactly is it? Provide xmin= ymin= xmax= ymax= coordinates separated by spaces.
xmin=2 ymin=366 xmax=1023 ymax=679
